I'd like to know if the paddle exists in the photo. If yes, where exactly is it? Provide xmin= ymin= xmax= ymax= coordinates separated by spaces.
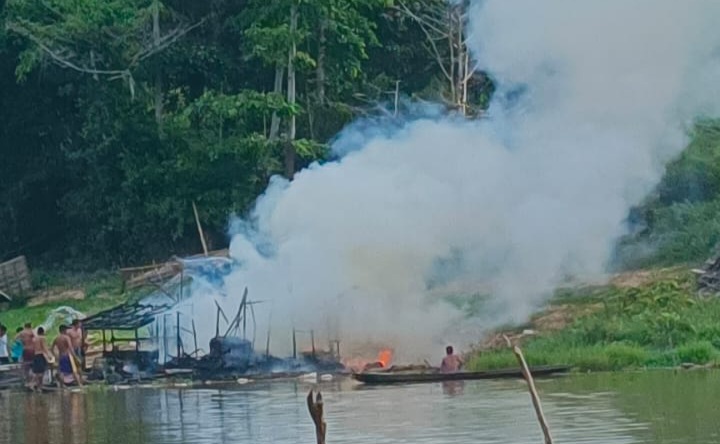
xmin=69 ymin=353 xmax=83 ymax=387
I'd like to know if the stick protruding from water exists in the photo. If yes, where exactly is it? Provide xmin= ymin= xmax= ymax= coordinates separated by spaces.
xmin=307 ymin=390 xmax=326 ymax=444
xmin=503 ymin=334 xmax=553 ymax=444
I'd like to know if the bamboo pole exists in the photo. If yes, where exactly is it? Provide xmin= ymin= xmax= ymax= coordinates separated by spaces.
xmin=69 ymin=353 xmax=83 ymax=387
xmin=192 ymin=201 xmax=209 ymax=256
xmin=306 ymin=390 xmax=326 ymax=444
xmin=503 ymin=335 xmax=553 ymax=444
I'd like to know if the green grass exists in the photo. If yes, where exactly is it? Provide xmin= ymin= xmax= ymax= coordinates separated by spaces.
xmin=0 ymin=270 xmax=137 ymax=341
xmin=468 ymin=275 xmax=720 ymax=372
xmin=616 ymin=119 xmax=720 ymax=269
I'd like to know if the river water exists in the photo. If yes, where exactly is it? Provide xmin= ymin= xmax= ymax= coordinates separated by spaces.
xmin=1 ymin=371 xmax=718 ymax=444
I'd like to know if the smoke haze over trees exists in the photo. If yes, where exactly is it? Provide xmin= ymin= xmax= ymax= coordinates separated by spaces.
xmin=0 ymin=0 xmax=493 ymax=267
xmin=2 ymin=0 xmax=720 ymax=278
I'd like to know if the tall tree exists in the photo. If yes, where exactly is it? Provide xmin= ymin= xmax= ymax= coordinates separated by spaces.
xmin=396 ymin=0 xmax=491 ymax=115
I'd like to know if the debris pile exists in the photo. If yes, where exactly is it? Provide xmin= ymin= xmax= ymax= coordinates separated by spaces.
xmin=693 ymin=254 xmax=720 ymax=294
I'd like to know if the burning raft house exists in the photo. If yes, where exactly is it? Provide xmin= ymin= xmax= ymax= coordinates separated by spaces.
xmin=83 ymin=254 xmax=344 ymax=381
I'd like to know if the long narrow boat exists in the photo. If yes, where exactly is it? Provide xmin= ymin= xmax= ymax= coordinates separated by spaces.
xmin=352 ymin=365 xmax=571 ymax=384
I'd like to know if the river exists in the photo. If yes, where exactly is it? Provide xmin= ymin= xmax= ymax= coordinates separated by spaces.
xmin=0 ymin=371 xmax=718 ymax=444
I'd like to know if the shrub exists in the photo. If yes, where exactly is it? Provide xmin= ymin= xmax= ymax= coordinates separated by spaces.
xmin=676 ymin=341 xmax=717 ymax=364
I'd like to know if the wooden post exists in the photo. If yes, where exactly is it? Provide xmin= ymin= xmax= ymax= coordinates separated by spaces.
xmin=179 ymin=267 xmax=184 ymax=302
xmin=503 ymin=335 xmax=553 ymax=444
xmin=306 ymin=390 xmax=326 ymax=444
xmin=265 ymin=326 xmax=271 ymax=358
xmin=310 ymin=330 xmax=316 ymax=358
xmin=192 ymin=201 xmax=209 ymax=256
xmin=192 ymin=320 xmax=198 ymax=356
xmin=292 ymin=329 xmax=297 ymax=360
xmin=215 ymin=305 xmax=220 ymax=338
xmin=176 ymin=312 xmax=181 ymax=358
xmin=394 ymin=80 xmax=400 ymax=117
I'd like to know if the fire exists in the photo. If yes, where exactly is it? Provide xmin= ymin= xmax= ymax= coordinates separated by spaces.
xmin=377 ymin=349 xmax=393 ymax=368
xmin=341 ymin=344 xmax=394 ymax=373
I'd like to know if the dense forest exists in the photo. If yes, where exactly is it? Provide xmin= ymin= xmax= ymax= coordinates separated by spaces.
xmin=1 ymin=0 xmax=719 ymax=270
xmin=0 ymin=0 xmax=494 ymax=267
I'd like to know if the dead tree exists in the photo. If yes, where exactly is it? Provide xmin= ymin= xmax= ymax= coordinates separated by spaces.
xmin=396 ymin=0 xmax=478 ymax=116
xmin=6 ymin=9 xmax=206 ymax=100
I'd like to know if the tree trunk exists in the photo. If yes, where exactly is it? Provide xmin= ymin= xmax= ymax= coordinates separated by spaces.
xmin=316 ymin=16 xmax=327 ymax=105
xmin=269 ymin=64 xmax=284 ymax=141
xmin=455 ymin=7 xmax=466 ymax=115
xmin=285 ymin=2 xmax=298 ymax=179
xmin=152 ymin=1 xmax=164 ymax=130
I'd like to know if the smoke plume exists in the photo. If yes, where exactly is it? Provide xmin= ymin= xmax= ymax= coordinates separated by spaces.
xmin=196 ymin=0 xmax=720 ymax=362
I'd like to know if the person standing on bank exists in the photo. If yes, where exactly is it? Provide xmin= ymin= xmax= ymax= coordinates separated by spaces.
xmin=11 ymin=327 xmax=23 ymax=363
xmin=30 ymin=327 xmax=51 ymax=390
xmin=0 ymin=325 xmax=9 ymax=364
xmin=16 ymin=323 xmax=35 ymax=381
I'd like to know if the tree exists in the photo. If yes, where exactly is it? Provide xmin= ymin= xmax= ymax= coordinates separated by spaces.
xmin=395 ymin=0 xmax=490 ymax=115
xmin=0 ymin=0 xmax=493 ymax=267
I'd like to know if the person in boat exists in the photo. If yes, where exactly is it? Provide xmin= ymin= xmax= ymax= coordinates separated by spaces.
xmin=0 ymin=325 xmax=9 ymax=364
xmin=11 ymin=327 xmax=23 ymax=363
xmin=440 ymin=345 xmax=464 ymax=373
xmin=30 ymin=327 xmax=51 ymax=390
xmin=16 ymin=323 xmax=35 ymax=380
xmin=52 ymin=325 xmax=78 ymax=385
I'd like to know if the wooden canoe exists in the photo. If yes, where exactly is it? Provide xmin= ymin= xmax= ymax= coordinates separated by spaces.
xmin=352 ymin=365 xmax=571 ymax=384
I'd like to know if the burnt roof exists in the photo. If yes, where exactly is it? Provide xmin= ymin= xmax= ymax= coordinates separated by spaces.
xmin=82 ymin=302 xmax=173 ymax=331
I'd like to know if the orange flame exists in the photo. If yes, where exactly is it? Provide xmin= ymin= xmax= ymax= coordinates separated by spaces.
xmin=377 ymin=349 xmax=393 ymax=368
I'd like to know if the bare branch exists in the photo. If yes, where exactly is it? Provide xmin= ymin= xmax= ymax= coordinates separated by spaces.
xmin=6 ymin=22 xmax=129 ymax=77
xmin=131 ymin=18 xmax=207 ymax=66
xmin=463 ymin=61 xmax=481 ymax=83
xmin=396 ymin=1 xmax=448 ymax=36
xmin=395 ymin=2 xmax=452 ymax=82
xmin=6 ymin=15 xmax=206 ymax=99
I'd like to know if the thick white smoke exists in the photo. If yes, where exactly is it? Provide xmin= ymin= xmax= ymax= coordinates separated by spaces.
xmin=193 ymin=0 xmax=720 ymax=362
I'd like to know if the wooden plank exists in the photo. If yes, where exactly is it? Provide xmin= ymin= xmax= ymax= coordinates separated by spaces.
xmin=0 ymin=255 xmax=31 ymax=296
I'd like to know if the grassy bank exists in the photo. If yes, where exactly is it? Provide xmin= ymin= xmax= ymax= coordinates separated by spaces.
xmin=467 ymin=269 xmax=720 ymax=372
xmin=0 ymin=270 xmax=133 ymax=338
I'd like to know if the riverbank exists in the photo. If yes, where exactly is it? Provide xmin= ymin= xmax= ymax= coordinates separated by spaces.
xmin=0 ymin=270 xmax=134 ymax=338
xmin=467 ymin=267 xmax=720 ymax=372
xmin=3 ymin=265 xmax=720 ymax=373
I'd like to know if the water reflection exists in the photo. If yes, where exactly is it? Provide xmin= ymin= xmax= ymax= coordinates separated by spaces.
xmin=441 ymin=380 xmax=465 ymax=396
xmin=0 ymin=372 xmax=718 ymax=444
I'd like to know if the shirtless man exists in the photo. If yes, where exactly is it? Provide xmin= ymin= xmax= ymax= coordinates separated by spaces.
xmin=30 ymin=327 xmax=51 ymax=390
xmin=52 ymin=325 xmax=78 ymax=385
xmin=68 ymin=320 xmax=86 ymax=366
xmin=440 ymin=345 xmax=464 ymax=373
xmin=16 ymin=323 xmax=35 ymax=380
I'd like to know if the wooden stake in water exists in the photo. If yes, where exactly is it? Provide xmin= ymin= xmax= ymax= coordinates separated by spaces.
xmin=307 ymin=390 xmax=326 ymax=444
xmin=503 ymin=334 xmax=553 ymax=444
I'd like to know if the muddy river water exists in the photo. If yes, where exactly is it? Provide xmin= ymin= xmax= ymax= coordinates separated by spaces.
xmin=1 ymin=371 xmax=718 ymax=444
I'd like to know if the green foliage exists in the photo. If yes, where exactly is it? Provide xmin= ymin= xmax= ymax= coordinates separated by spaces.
xmin=0 ymin=0 xmax=493 ymax=267
xmin=469 ymin=278 xmax=720 ymax=372
xmin=468 ymin=343 xmax=652 ymax=372
xmin=676 ymin=341 xmax=717 ymax=364
xmin=616 ymin=120 xmax=720 ymax=269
